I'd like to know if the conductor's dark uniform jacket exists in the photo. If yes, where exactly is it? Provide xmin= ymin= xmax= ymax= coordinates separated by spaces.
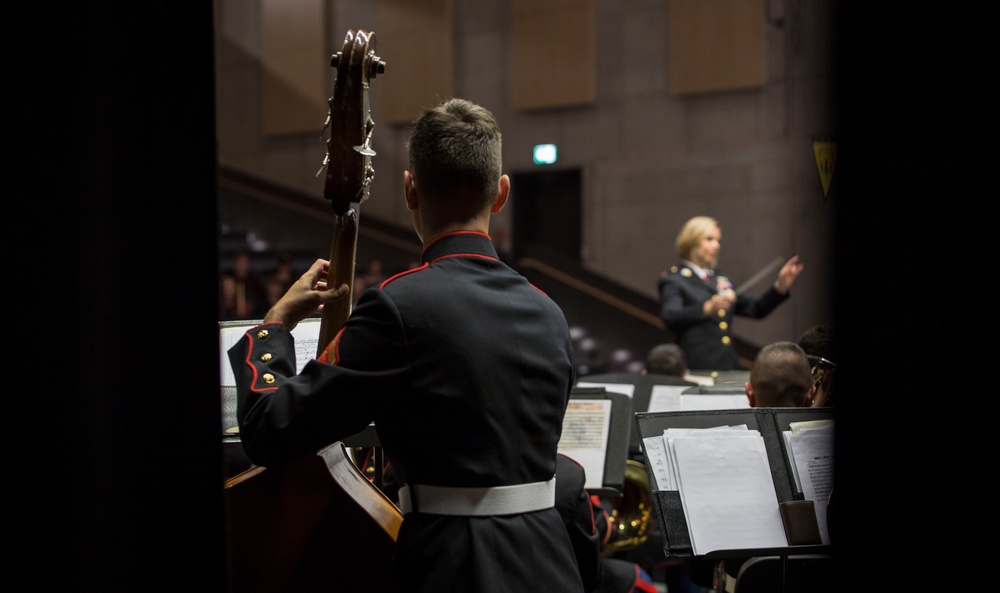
xmin=658 ymin=263 xmax=788 ymax=371
xmin=229 ymin=231 xmax=584 ymax=593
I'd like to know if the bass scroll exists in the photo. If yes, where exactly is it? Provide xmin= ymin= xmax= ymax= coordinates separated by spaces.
xmin=317 ymin=29 xmax=385 ymax=357
xmin=224 ymin=30 xmax=398 ymax=593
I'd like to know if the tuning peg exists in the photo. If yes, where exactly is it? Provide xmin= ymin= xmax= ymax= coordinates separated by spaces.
xmin=356 ymin=165 xmax=375 ymax=203
xmin=367 ymin=55 xmax=386 ymax=79
xmin=315 ymin=154 xmax=329 ymax=177
xmin=354 ymin=116 xmax=377 ymax=156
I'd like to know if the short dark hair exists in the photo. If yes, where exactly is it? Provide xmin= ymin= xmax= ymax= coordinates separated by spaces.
xmin=750 ymin=341 xmax=813 ymax=407
xmin=798 ymin=325 xmax=836 ymax=407
xmin=407 ymin=98 xmax=502 ymax=220
xmin=797 ymin=325 xmax=835 ymax=362
xmin=645 ymin=343 xmax=688 ymax=377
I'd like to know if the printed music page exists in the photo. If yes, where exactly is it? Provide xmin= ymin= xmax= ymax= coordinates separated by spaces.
xmin=558 ymin=399 xmax=612 ymax=489
xmin=660 ymin=425 xmax=748 ymax=493
xmin=576 ymin=381 xmax=636 ymax=398
xmin=646 ymin=384 xmax=689 ymax=412
xmin=641 ymin=435 xmax=671 ymax=490
xmin=219 ymin=318 xmax=322 ymax=387
xmin=785 ymin=424 xmax=835 ymax=544
xmin=682 ymin=373 xmax=715 ymax=386
xmin=679 ymin=394 xmax=751 ymax=411
xmin=670 ymin=430 xmax=787 ymax=555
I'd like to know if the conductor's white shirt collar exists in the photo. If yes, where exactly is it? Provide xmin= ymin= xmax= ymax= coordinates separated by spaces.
xmin=683 ymin=260 xmax=712 ymax=279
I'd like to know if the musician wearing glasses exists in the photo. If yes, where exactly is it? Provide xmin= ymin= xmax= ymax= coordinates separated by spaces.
xmin=658 ymin=215 xmax=804 ymax=371
xmin=798 ymin=324 xmax=837 ymax=407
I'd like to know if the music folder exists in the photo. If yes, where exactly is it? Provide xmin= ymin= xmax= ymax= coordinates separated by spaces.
xmin=576 ymin=372 xmax=698 ymax=457
xmin=561 ymin=386 xmax=632 ymax=498
xmin=635 ymin=407 xmax=834 ymax=560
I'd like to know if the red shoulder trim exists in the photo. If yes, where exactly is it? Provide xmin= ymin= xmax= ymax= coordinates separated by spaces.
xmin=379 ymin=263 xmax=427 ymax=288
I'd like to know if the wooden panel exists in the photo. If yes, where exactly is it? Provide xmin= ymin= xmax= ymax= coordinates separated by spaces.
xmin=261 ymin=0 xmax=327 ymax=135
xmin=668 ymin=0 xmax=766 ymax=96
xmin=511 ymin=0 xmax=596 ymax=110
xmin=379 ymin=0 xmax=454 ymax=125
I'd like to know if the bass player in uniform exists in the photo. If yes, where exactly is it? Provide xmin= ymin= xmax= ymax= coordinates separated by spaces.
xmin=229 ymin=98 xmax=588 ymax=592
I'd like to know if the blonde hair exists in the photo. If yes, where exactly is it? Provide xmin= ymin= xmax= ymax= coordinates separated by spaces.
xmin=675 ymin=216 xmax=719 ymax=261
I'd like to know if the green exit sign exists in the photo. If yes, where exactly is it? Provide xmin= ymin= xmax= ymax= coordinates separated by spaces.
xmin=533 ymin=144 xmax=557 ymax=165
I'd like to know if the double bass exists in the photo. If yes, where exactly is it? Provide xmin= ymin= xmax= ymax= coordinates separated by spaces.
xmin=224 ymin=29 xmax=401 ymax=593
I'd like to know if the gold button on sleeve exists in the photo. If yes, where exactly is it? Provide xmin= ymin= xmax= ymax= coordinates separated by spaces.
xmin=260 ymin=353 xmax=272 ymax=362
xmin=262 ymin=373 xmax=276 ymax=384
xmin=256 ymin=329 xmax=269 ymax=339
xmin=719 ymin=322 xmax=728 ymax=330
xmin=721 ymin=336 xmax=731 ymax=345
xmin=717 ymin=310 xmax=727 ymax=318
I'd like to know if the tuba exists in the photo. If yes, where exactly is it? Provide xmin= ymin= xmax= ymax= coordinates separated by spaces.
xmin=604 ymin=459 xmax=654 ymax=551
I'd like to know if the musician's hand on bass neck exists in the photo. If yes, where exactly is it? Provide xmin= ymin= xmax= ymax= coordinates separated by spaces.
xmin=263 ymin=258 xmax=350 ymax=331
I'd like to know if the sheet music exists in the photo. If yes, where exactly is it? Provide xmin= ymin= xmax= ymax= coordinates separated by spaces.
xmin=660 ymin=425 xmax=748 ymax=493
xmin=682 ymin=373 xmax=716 ymax=386
xmin=669 ymin=430 xmax=787 ymax=555
xmin=646 ymin=385 xmax=688 ymax=412
xmin=641 ymin=435 xmax=670 ymax=490
xmin=558 ymin=398 xmax=612 ymax=489
xmin=783 ymin=430 xmax=804 ymax=493
xmin=783 ymin=420 xmax=834 ymax=493
xmin=647 ymin=387 xmax=751 ymax=413
xmin=576 ymin=381 xmax=635 ymax=398
xmin=785 ymin=423 xmax=835 ymax=544
xmin=219 ymin=319 xmax=322 ymax=387
xmin=790 ymin=419 xmax=834 ymax=435
xmin=680 ymin=394 xmax=750 ymax=411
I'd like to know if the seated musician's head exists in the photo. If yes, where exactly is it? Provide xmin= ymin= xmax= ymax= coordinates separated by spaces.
xmin=798 ymin=325 xmax=836 ymax=407
xmin=745 ymin=341 xmax=814 ymax=408
xmin=404 ymin=98 xmax=510 ymax=244
xmin=643 ymin=343 xmax=689 ymax=377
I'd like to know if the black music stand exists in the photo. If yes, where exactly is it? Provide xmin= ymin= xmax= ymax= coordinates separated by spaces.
xmin=685 ymin=369 xmax=750 ymax=386
xmin=565 ymin=386 xmax=633 ymax=497
xmin=635 ymin=408 xmax=834 ymax=564
xmin=680 ymin=384 xmax=747 ymax=395
xmin=576 ymin=372 xmax=696 ymax=457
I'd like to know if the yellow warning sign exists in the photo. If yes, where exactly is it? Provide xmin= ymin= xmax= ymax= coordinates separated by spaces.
xmin=813 ymin=140 xmax=837 ymax=199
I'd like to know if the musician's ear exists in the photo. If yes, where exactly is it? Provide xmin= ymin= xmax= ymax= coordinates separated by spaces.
xmin=403 ymin=170 xmax=418 ymax=211
xmin=806 ymin=383 xmax=819 ymax=407
xmin=490 ymin=174 xmax=510 ymax=214
xmin=745 ymin=382 xmax=756 ymax=407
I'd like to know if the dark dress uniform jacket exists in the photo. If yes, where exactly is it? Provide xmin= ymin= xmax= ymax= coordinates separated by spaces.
xmin=229 ymin=231 xmax=584 ymax=593
xmin=658 ymin=263 xmax=788 ymax=371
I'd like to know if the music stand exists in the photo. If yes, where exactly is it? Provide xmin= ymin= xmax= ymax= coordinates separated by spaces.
xmin=563 ymin=386 xmax=632 ymax=497
xmin=635 ymin=407 xmax=834 ymax=562
xmin=577 ymin=372 xmax=696 ymax=457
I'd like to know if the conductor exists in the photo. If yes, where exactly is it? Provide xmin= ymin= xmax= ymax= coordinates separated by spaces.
xmin=658 ymin=216 xmax=804 ymax=371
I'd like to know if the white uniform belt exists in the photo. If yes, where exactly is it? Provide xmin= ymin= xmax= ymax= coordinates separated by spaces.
xmin=398 ymin=478 xmax=556 ymax=516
